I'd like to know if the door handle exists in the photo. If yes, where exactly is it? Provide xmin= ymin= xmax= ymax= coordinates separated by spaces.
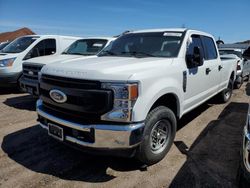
xmin=206 ymin=68 xmax=211 ymax=74
xmin=218 ymin=65 xmax=223 ymax=71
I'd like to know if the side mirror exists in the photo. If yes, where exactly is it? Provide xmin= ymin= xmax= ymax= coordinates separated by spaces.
xmin=243 ymin=47 xmax=250 ymax=60
xmin=186 ymin=46 xmax=204 ymax=68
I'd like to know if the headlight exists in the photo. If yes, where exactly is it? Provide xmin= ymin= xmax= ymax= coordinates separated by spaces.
xmin=0 ymin=58 xmax=16 ymax=67
xmin=101 ymin=82 xmax=138 ymax=122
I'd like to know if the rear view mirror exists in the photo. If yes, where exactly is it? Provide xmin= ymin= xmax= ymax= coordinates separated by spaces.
xmin=243 ymin=47 xmax=250 ymax=60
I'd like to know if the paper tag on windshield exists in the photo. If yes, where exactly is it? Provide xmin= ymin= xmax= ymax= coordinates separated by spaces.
xmin=93 ymin=43 xmax=103 ymax=47
xmin=163 ymin=33 xmax=182 ymax=37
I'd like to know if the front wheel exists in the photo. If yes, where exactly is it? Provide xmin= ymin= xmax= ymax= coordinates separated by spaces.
xmin=220 ymin=79 xmax=233 ymax=103
xmin=135 ymin=106 xmax=176 ymax=165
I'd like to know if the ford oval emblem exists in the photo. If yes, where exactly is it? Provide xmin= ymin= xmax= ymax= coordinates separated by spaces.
xmin=49 ymin=89 xmax=67 ymax=103
xmin=28 ymin=71 xmax=34 ymax=75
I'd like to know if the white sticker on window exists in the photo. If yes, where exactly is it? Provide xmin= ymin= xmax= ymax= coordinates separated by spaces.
xmin=93 ymin=43 xmax=103 ymax=47
xmin=163 ymin=33 xmax=182 ymax=37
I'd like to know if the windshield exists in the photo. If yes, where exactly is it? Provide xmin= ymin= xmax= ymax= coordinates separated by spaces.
xmin=0 ymin=42 xmax=10 ymax=51
xmin=63 ymin=39 xmax=108 ymax=55
xmin=99 ymin=32 xmax=184 ymax=58
xmin=2 ymin=36 xmax=38 ymax=53
xmin=219 ymin=49 xmax=242 ymax=58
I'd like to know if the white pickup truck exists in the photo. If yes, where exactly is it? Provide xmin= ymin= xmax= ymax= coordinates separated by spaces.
xmin=20 ymin=37 xmax=115 ymax=96
xmin=37 ymin=28 xmax=237 ymax=165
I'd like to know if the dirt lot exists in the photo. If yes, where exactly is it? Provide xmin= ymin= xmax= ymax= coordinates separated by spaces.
xmin=0 ymin=83 xmax=249 ymax=188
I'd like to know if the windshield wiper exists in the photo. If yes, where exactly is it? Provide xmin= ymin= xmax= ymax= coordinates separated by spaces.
xmin=99 ymin=50 xmax=117 ymax=56
xmin=63 ymin=52 xmax=87 ymax=55
xmin=121 ymin=51 xmax=156 ymax=58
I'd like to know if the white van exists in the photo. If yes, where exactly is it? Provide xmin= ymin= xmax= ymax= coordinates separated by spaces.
xmin=20 ymin=37 xmax=115 ymax=95
xmin=0 ymin=35 xmax=80 ymax=88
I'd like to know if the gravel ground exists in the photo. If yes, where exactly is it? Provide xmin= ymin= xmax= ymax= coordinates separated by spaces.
xmin=0 ymin=82 xmax=249 ymax=188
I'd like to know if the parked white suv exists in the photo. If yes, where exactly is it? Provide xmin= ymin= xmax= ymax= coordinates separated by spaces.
xmin=37 ymin=28 xmax=237 ymax=165
xmin=20 ymin=37 xmax=115 ymax=96
xmin=0 ymin=35 xmax=79 ymax=88
xmin=219 ymin=48 xmax=250 ymax=88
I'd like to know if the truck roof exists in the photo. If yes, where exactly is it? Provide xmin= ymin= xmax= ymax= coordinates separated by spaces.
xmin=129 ymin=28 xmax=213 ymax=38
xmin=16 ymin=35 xmax=115 ymax=41
xmin=131 ymin=28 xmax=187 ymax=33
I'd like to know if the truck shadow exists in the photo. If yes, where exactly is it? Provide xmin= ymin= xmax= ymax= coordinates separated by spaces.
xmin=0 ymin=87 xmax=22 ymax=95
xmin=3 ymin=94 xmax=36 ymax=111
xmin=170 ymin=102 xmax=248 ymax=188
xmin=1 ymin=125 xmax=142 ymax=183
xmin=245 ymin=82 xmax=250 ymax=96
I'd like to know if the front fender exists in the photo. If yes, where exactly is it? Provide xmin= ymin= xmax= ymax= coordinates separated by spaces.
xmin=132 ymin=77 xmax=183 ymax=122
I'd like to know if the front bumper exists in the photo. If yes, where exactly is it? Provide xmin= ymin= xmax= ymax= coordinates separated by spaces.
xmin=36 ymin=99 xmax=145 ymax=149
xmin=19 ymin=75 xmax=39 ymax=96
xmin=0 ymin=68 xmax=21 ymax=87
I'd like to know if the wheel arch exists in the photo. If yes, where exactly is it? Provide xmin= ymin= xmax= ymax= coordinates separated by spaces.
xmin=149 ymin=93 xmax=181 ymax=119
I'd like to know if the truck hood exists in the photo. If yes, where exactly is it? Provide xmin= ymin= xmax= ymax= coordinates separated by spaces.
xmin=42 ymin=56 xmax=174 ymax=81
xmin=24 ymin=54 xmax=96 ymax=65
xmin=0 ymin=53 xmax=19 ymax=60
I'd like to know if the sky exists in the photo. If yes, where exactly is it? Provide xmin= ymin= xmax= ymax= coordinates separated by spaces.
xmin=0 ymin=0 xmax=249 ymax=43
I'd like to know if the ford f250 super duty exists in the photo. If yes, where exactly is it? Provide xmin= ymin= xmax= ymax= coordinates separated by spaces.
xmin=36 ymin=28 xmax=237 ymax=165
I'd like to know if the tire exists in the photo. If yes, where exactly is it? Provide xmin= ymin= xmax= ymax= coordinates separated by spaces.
xmin=220 ymin=79 xmax=233 ymax=103
xmin=17 ymin=75 xmax=25 ymax=93
xmin=235 ymin=76 xmax=243 ymax=89
xmin=135 ymin=106 xmax=177 ymax=165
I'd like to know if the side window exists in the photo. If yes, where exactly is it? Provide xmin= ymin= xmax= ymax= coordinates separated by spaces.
xmin=44 ymin=39 xmax=56 ymax=55
xmin=201 ymin=36 xmax=218 ymax=60
xmin=26 ymin=39 xmax=56 ymax=60
xmin=186 ymin=35 xmax=204 ymax=58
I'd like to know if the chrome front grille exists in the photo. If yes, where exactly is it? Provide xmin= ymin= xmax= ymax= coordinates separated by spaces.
xmin=23 ymin=63 xmax=44 ymax=81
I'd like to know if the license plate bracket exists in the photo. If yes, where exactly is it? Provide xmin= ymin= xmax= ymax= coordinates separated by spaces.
xmin=48 ymin=123 xmax=64 ymax=141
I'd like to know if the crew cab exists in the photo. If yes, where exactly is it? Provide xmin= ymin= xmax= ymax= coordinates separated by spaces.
xmin=219 ymin=47 xmax=250 ymax=89
xmin=36 ymin=28 xmax=237 ymax=165
xmin=20 ymin=37 xmax=115 ymax=96
xmin=0 ymin=35 xmax=79 ymax=88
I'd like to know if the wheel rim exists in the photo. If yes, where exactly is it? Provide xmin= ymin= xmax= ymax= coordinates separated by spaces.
xmin=150 ymin=119 xmax=170 ymax=154
xmin=225 ymin=89 xmax=231 ymax=100
xmin=225 ymin=82 xmax=232 ymax=100
xmin=243 ymin=140 xmax=250 ymax=172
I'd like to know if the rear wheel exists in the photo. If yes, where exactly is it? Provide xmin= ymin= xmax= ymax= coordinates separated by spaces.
xmin=136 ymin=106 xmax=176 ymax=165
xmin=220 ymin=79 xmax=233 ymax=103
